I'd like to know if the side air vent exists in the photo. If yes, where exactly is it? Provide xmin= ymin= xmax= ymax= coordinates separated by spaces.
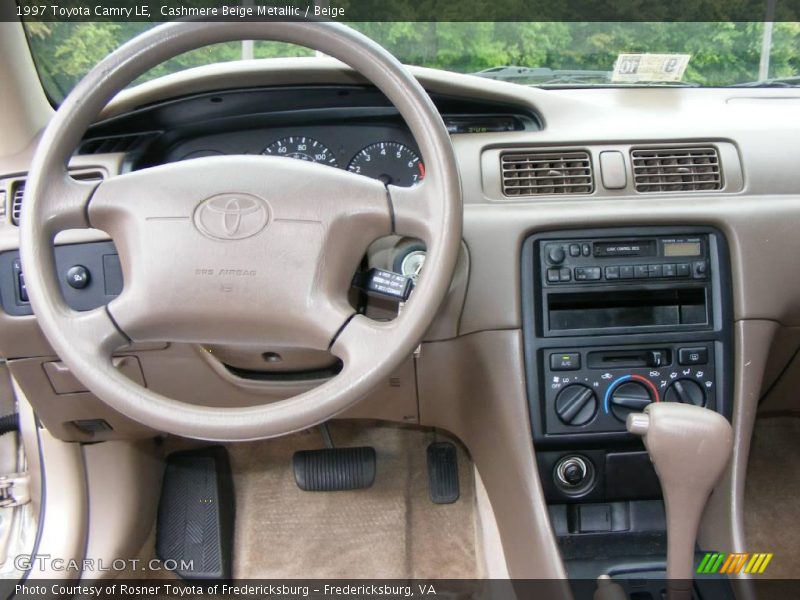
xmin=631 ymin=147 xmax=722 ymax=193
xmin=10 ymin=181 xmax=25 ymax=226
xmin=501 ymin=150 xmax=593 ymax=196
xmin=77 ymin=132 xmax=159 ymax=155
xmin=10 ymin=170 xmax=105 ymax=226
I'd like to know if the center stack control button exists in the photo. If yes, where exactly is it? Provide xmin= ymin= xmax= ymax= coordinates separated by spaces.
xmin=547 ymin=245 xmax=566 ymax=265
xmin=550 ymin=352 xmax=580 ymax=371
xmin=575 ymin=267 xmax=601 ymax=281
xmin=678 ymin=347 xmax=708 ymax=365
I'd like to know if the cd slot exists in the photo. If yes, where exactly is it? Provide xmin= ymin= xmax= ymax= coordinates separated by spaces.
xmin=547 ymin=287 xmax=707 ymax=332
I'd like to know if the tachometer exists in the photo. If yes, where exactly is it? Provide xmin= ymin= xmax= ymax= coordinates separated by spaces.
xmin=263 ymin=136 xmax=338 ymax=167
xmin=347 ymin=142 xmax=424 ymax=187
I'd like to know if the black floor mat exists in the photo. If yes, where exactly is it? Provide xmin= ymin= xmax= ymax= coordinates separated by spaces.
xmin=156 ymin=446 xmax=234 ymax=580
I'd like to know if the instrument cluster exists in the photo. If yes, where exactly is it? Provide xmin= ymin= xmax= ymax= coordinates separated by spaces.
xmin=263 ymin=136 xmax=424 ymax=187
xmin=171 ymin=125 xmax=425 ymax=188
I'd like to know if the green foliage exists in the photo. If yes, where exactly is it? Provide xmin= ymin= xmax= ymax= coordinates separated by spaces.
xmin=22 ymin=21 xmax=800 ymax=103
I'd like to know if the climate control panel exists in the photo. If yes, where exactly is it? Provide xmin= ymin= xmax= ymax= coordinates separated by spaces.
xmin=542 ymin=343 xmax=717 ymax=436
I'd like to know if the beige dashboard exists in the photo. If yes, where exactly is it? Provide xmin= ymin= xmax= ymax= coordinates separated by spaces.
xmin=1 ymin=58 xmax=800 ymax=433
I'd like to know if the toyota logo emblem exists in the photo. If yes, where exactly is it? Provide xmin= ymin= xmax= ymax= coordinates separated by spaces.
xmin=193 ymin=193 xmax=270 ymax=241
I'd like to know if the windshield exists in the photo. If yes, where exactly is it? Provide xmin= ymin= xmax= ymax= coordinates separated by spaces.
xmin=22 ymin=21 xmax=800 ymax=104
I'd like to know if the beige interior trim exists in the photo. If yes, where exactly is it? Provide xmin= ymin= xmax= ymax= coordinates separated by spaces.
xmin=699 ymin=320 xmax=778 ymax=559
xmin=0 ymin=22 xmax=52 ymax=158
xmin=12 ymin=380 xmax=87 ymax=580
xmin=81 ymin=440 xmax=163 ymax=580
xmin=474 ymin=468 xmax=511 ymax=579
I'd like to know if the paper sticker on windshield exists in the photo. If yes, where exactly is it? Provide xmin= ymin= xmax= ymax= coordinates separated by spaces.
xmin=612 ymin=54 xmax=690 ymax=83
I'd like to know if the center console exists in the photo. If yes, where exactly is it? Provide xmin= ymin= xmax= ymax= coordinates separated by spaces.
xmin=521 ymin=226 xmax=733 ymax=580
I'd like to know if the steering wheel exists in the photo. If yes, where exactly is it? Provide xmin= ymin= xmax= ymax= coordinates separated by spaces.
xmin=19 ymin=21 xmax=462 ymax=441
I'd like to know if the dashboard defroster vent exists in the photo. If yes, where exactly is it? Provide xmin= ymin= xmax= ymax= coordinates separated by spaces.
xmin=501 ymin=150 xmax=593 ymax=196
xmin=631 ymin=147 xmax=722 ymax=193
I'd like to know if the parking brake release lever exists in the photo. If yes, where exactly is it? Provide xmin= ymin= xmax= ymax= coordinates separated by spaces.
xmin=627 ymin=403 xmax=733 ymax=600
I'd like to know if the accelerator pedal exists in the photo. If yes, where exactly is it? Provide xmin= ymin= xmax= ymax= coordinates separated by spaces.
xmin=293 ymin=446 xmax=376 ymax=491
xmin=427 ymin=442 xmax=460 ymax=504
xmin=156 ymin=446 xmax=234 ymax=580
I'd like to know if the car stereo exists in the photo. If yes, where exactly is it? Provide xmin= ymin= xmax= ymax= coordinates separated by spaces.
xmin=538 ymin=233 xmax=713 ymax=336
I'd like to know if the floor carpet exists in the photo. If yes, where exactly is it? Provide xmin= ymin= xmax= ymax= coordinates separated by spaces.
xmin=744 ymin=416 xmax=800 ymax=579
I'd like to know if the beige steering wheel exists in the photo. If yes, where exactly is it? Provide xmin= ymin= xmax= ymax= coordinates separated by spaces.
xmin=19 ymin=21 xmax=462 ymax=441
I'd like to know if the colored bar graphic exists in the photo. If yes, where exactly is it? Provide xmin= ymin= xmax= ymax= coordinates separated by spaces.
xmin=697 ymin=552 xmax=774 ymax=574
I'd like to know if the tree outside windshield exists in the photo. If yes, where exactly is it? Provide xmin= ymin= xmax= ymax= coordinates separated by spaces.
xmin=23 ymin=21 xmax=800 ymax=103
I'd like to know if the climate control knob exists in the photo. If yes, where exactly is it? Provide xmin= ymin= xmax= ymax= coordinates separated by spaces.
xmin=555 ymin=384 xmax=597 ymax=426
xmin=665 ymin=379 xmax=706 ymax=406
xmin=610 ymin=381 xmax=653 ymax=422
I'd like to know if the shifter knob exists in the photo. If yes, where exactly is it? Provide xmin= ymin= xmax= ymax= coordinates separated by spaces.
xmin=627 ymin=403 xmax=733 ymax=600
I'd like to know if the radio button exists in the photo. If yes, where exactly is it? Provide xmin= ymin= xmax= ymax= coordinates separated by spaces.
xmin=547 ymin=268 xmax=561 ymax=283
xmin=605 ymin=266 xmax=620 ymax=280
xmin=647 ymin=264 xmax=663 ymax=278
xmin=662 ymin=263 xmax=677 ymax=277
xmin=619 ymin=265 xmax=634 ymax=279
xmin=575 ymin=266 xmax=601 ymax=281
xmin=559 ymin=268 xmax=572 ymax=282
xmin=547 ymin=245 xmax=566 ymax=265
xmin=582 ymin=243 xmax=591 ymax=257
xmin=676 ymin=263 xmax=691 ymax=277
xmin=693 ymin=260 xmax=708 ymax=279
xmin=569 ymin=244 xmax=581 ymax=257
xmin=634 ymin=265 xmax=649 ymax=279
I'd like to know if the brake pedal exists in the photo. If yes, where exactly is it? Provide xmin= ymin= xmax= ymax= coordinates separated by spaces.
xmin=293 ymin=447 xmax=376 ymax=491
xmin=427 ymin=442 xmax=460 ymax=504
xmin=156 ymin=446 xmax=234 ymax=580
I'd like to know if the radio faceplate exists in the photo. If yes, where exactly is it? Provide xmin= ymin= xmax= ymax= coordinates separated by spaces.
xmin=541 ymin=235 xmax=709 ymax=288
xmin=536 ymin=233 xmax=714 ymax=338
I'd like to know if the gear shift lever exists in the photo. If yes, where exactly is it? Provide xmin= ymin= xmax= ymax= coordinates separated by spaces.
xmin=627 ymin=403 xmax=733 ymax=600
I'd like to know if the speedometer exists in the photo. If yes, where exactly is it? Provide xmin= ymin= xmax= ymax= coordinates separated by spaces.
xmin=263 ymin=136 xmax=338 ymax=167
xmin=347 ymin=142 xmax=424 ymax=187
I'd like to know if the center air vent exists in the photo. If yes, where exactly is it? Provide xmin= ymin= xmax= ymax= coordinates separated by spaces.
xmin=631 ymin=147 xmax=722 ymax=193
xmin=501 ymin=150 xmax=593 ymax=196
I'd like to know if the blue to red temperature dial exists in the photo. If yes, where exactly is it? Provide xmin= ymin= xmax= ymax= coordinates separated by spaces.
xmin=604 ymin=374 xmax=660 ymax=421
